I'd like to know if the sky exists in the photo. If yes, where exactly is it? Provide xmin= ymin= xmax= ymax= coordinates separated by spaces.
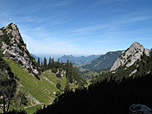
xmin=0 ymin=0 xmax=152 ymax=56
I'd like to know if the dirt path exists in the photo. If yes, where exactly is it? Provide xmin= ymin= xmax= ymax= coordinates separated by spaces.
xmin=24 ymin=102 xmax=52 ymax=109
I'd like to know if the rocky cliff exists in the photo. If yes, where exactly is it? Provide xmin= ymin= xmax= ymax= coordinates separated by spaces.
xmin=0 ymin=23 xmax=41 ymax=76
xmin=110 ymin=42 xmax=150 ymax=71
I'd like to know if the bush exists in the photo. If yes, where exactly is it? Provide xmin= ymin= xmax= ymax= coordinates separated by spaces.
xmin=27 ymin=68 xmax=32 ymax=73
xmin=7 ymin=23 xmax=13 ymax=29
xmin=56 ymin=81 xmax=61 ymax=90
xmin=52 ymin=68 xmax=57 ymax=73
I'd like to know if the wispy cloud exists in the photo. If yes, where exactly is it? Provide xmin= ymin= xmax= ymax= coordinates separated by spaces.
xmin=22 ymin=32 xmax=77 ymax=55
xmin=71 ymin=24 xmax=107 ymax=33
xmin=70 ymin=10 xmax=152 ymax=34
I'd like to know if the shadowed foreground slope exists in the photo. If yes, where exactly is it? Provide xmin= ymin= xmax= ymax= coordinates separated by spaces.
xmin=36 ymin=73 xmax=152 ymax=114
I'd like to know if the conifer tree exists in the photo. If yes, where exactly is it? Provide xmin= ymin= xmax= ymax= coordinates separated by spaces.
xmin=43 ymin=57 xmax=47 ymax=70
xmin=65 ymin=81 xmax=70 ymax=92
xmin=37 ymin=57 xmax=40 ymax=67
xmin=48 ymin=57 xmax=52 ymax=69
xmin=66 ymin=59 xmax=70 ymax=80
xmin=58 ymin=58 xmax=60 ymax=63
xmin=57 ymin=58 xmax=60 ymax=68
xmin=52 ymin=58 xmax=55 ymax=68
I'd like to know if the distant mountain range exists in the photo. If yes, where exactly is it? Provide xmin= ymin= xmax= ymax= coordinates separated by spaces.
xmin=59 ymin=55 xmax=101 ymax=65
xmin=80 ymin=51 xmax=123 ymax=71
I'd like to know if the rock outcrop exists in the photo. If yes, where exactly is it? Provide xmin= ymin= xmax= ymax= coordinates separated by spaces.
xmin=0 ymin=23 xmax=41 ymax=76
xmin=129 ymin=104 xmax=152 ymax=114
xmin=110 ymin=42 xmax=150 ymax=71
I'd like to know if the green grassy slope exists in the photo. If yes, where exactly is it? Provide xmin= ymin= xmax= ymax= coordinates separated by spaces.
xmin=42 ymin=70 xmax=78 ymax=90
xmin=42 ymin=70 xmax=67 ymax=91
xmin=3 ymin=57 xmax=79 ymax=113
xmin=4 ymin=57 xmax=57 ymax=103
xmin=3 ymin=58 xmax=61 ymax=113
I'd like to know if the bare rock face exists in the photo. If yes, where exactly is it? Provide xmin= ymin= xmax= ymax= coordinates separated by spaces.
xmin=110 ymin=42 xmax=150 ymax=71
xmin=0 ymin=23 xmax=41 ymax=76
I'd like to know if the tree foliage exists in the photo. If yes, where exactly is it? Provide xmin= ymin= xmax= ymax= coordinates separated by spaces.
xmin=38 ymin=57 xmax=86 ymax=87
xmin=0 ymin=53 xmax=17 ymax=113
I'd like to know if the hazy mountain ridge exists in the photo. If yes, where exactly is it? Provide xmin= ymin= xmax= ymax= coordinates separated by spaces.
xmin=59 ymin=54 xmax=100 ymax=65
xmin=0 ymin=23 xmax=41 ymax=76
xmin=80 ymin=51 xmax=123 ymax=71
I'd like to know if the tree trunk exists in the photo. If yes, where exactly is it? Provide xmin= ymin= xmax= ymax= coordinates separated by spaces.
xmin=6 ymin=97 xmax=11 ymax=113
xmin=3 ymin=96 xmax=6 ymax=114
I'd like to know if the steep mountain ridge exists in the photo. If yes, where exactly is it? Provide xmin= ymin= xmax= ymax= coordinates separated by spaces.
xmin=110 ymin=42 xmax=150 ymax=71
xmin=0 ymin=23 xmax=41 ymax=76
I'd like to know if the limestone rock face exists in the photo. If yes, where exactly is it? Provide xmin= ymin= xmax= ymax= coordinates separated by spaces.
xmin=0 ymin=23 xmax=41 ymax=76
xmin=110 ymin=42 xmax=150 ymax=71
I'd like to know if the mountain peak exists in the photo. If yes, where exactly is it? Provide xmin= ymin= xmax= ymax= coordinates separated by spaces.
xmin=0 ymin=23 xmax=41 ymax=76
xmin=131 ymin=41 xmax=143 ymax=49
xmin=110 ymin=42 xmax=149 ymax=71
xmin=132 ymin=41 xmax=140 ymax=45
xmin=8 ymin=23 xmax=16 ymax=26
xmin=5 ymin=23 xmax=18 ymax=30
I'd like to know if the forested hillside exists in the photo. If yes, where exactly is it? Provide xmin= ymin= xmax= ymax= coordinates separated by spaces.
xmin=80 ymin=51 xmax=122 ymax=71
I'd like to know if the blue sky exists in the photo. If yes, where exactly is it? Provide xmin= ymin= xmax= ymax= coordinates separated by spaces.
xmin=0 ymin=0 xmax=152 ymax=56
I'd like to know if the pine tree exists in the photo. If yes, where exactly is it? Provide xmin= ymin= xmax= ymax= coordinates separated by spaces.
xmin=66 ymin=60 xmax=74 ymax=83
xmin=58 ymin=58 xmax=60 ymax=63
xmin=65 ymin=81 xmax=70 ymax=92
xmin=48 ymin=57 xmax=52 ymax=69
xmin=66 ymin=59 xmax=70 ymax=81
xmin=40 ymin=61 xmax=44 ymax=71
xmin=37 ymin=57 xmax=40 ymax=67
xmin=44 ymin=57 xmax=47 ymax=70
xmin=69 ymin=62 xmax=73 ymax=82
xmin=52 ymin=58 xmax=55 ymax=68
xmin=57 ymin=58 xmax=60 ymax=68
xmin=56 ymin=80 xmax=61 ymax=90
